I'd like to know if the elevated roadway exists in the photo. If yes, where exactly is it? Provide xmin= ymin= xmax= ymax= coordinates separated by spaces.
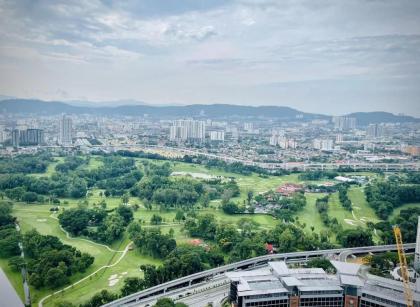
xmin=103 ymin=243 xmax=415 ymax=307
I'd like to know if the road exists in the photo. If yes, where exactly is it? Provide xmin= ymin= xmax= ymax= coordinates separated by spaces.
xmin=0 ymin=268 xmax=24 ymax=307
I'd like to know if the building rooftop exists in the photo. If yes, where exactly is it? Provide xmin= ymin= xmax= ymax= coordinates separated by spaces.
xmin=331 ymin=260 xmax=362 ymax=275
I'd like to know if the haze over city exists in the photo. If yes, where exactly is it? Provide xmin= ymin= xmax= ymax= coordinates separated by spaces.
xmin=1 ymin=0 xmax=420 ymax=115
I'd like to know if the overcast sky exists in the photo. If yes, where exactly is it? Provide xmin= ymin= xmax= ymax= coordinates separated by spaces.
xmin=0 ymin=0 xmax=419 ymax=116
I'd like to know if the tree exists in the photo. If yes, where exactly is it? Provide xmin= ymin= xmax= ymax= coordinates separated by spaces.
xmin=221 ymin=201 xmax=240 ymax=214
xmin=116 ymin=205 xmax=134 ymax=225
xmin=337 ymin=228 xmax=373 ymax=248
xmin=8 ymin=256 xmax=26 ymax=272
xmin=122 ymin=193 xmax=130 ymax=205
xmin=80 ymin=290 xmax=118 ymax=307
xmin=153 ymin=298 xmax=187 ymax=307
xmin=120 ymin=277 xmax=146 ymax=296
xmin=151 ymin=214 xmax=163 ymax=225
xmin=45 ymin=267 xmax=68 ymax=288
xmin=247 ymin=190 xmax=254 ymax=206
xmin=58 ymin=209 xmax=90 ymax=236
xmin=22 ymin=191 xmax=38 ymax=203
xmin=306 ymin=258 xmax=336 ymax=273
xmin=175 ymin=210 xmax=185 ymax=222
xmin=0 ymin=228 xmax=20 ymax=257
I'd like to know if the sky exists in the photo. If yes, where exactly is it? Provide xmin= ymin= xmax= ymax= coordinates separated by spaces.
xmin=0 ymin=0 xmax=419 ymax=116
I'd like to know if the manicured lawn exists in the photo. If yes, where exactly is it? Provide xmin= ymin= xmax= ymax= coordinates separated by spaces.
xmin=347 ymin=187 xmax=380 ymax=224
xmin=328 ymin=187 xmax=380 ymax=230
xmin=86 ymin=157 xmax=104 ymax=170
xmin=389 ymin=203 xmax=420 ymax=220
xmin=3 ymin=203 xmax=163 ymax=306
xmin=300 ymin=193 xmax=328 ymax=233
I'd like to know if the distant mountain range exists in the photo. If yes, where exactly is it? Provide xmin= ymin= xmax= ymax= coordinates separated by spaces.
xmin=0 ymin=98 xmax=419 ymax=125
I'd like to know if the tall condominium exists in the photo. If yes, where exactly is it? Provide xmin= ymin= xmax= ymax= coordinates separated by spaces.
xmin=366 ymin=123 xmax=386 ymax=139
xmin=169 ymin=119 xmax=206 ymax=142
xmin=332 ymin=116 xmax=357 ymax=130
xmin=59 ymin=115 xmax=73 ymax=145
xmin=11 ymin=129 xmax=20 ymax=147
xmin=19 ymin=129 xmax=44 ymax=146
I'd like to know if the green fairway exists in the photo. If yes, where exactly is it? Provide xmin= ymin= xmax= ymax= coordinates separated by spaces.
xmin=2 ymin=203 xmax=163 ymax=306
xmin=389 ymin=203 xmax=420 ymax=220
xmin=328 ymin=187 xmax=380 ymax=230
xmin=300 ymin=193 xmax=328 ymax=233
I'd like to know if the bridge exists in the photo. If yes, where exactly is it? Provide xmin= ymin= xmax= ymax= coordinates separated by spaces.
xmin=103 ymin=243 xmax=415 ymax=307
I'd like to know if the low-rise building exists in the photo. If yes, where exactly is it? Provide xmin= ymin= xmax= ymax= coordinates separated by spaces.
xmin=227 ymin=260 xmax=420 ymax=307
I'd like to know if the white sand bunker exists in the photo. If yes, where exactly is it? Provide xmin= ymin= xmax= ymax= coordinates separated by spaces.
xmin=108 ymin=274 xmax=119 ymax=287
xmin=109 ymin=279 xmax=119 ymax=286
xmin=353 ymin=206 xmax=361 ymax=210
xmin=108 ymin=272 xmax=128 ymax=287
xmin=37 ymin=219 xmax=47 ymax=222
xmin=359 ymin=217 xmax=369 ymax=223
xmin=344 ymin=219 xmax=357 ymax=226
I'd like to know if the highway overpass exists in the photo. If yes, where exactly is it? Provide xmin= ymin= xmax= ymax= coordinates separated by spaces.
xmin=103 ymin=243 xmax=415 ymax=307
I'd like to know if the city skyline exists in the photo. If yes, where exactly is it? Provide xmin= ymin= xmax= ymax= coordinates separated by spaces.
xmin=1 ymin=1 xmax=420 ymax=116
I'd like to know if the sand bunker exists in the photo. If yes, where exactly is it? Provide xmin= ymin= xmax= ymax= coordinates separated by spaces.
xmin=36 ymin=219 xmax=47 ymax=222
xmin=344 ymin=219 xmax=357 ymax=226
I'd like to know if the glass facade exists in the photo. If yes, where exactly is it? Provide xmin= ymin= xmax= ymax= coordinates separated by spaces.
xmin=244 ymin=299 xmax=289 ymax=307
xmin=299 ymin=296 xmax=343 ymax=307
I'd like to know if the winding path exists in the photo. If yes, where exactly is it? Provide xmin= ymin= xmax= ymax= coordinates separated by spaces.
xmin=38 ymin=214 xmax=133 ymax=307
xmin=49 ymin=213 xmax=125 ymax=253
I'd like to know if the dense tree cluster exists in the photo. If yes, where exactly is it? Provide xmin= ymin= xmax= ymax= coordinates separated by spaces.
xmin=0 ymin=173 xmax=88 ymax=201
xmin=130 ymin=162 xmax=239 ymax=210
xmin=0 ymin=153 xmax=52 ymax=174
xmin=365 ymin=180 xmax=420 ymax=219
xmin=58 ymin=205 xmax=131 ymax=244
xmin=23 ymin=230 xmax=94 ymax=289
xmin=153 ymin=298 xmax=187 ymax=307
xmin=375 ymin=207 xmax=420 ymax=244
xmin=182 ymin=155 xmax=289 ymax=176
xmin=128 ymin=222 xmax=176 ymax=258
xmin=338 ymin=185 xmax=352 ymax=211
xmin=315 ymin=195 xmax=340 ymax=231
xmin=336 ymin=228 xmax=373 ymax=248
xmin=273 ymin=192 xmax=307 ymax=221
xmin=0 ymin=201 xmax=20 ymax=258
xmin=55 ymin=156 xmax=87 ymax=173
xmin=298 ymin=171 xmax=338 ymax=181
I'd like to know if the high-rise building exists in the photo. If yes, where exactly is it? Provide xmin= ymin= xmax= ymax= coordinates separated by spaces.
xmin=366 ymin=124 xmax=386 ymax=139
xmin=11 ymin=129 xmax=20 ymax=147
xmin=59 ymin=115 xmax=73 ymax=145
xmin=169 ymin=119 xmax=206 ymax=142
xmin=19 ymin=129 xmax=44 ymax=146
xmin=209 ymin=130 xmax=225 ymax=142
xmin=313 ymin=139 xmax=334 ymax=151
xmin=333 ymin=116 xmax=357 ymax=130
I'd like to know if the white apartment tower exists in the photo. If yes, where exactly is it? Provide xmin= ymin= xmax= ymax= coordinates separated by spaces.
xmin=169 ymin=119 xmax=206 ymax=142
xmin=59 ymin=115 xmax=73 ymax=145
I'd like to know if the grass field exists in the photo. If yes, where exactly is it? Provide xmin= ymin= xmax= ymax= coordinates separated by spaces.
xmin=300 ymin=193 xmax=328 ymax=233
xmin=389 ymin=203 xmax=420 ymax=220
xmin=6 ymin=203 xmax=163 ymax=306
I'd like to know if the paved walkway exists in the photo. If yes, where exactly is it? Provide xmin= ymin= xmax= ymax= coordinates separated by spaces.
xmin=0 ymin=268 xmax=24 ymax=307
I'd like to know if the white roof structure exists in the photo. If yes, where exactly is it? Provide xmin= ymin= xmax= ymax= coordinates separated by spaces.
xmin=330 ymin=260 xmax=362 ymax=275
xmin=268 ymin=261 xmax=289 ymax=276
